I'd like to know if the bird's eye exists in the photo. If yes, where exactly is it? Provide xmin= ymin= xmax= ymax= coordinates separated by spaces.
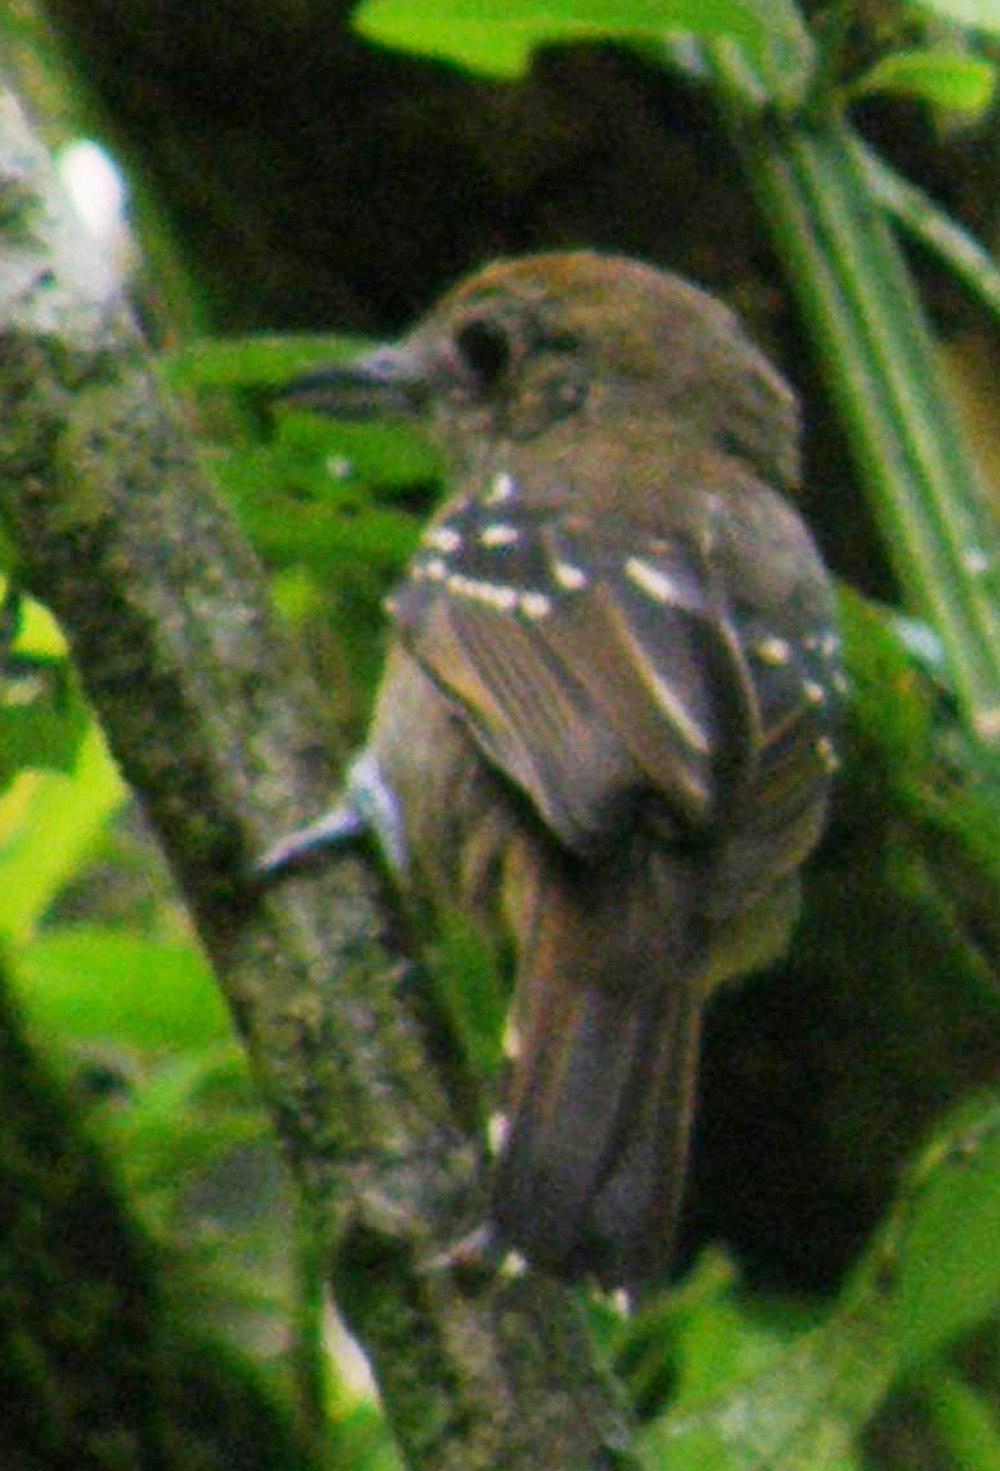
xmin=454 ymin=317 xmax=511 ymax=393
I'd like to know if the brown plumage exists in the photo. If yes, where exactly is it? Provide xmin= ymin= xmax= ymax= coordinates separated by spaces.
xmin=265 ymin=252 xmax=842 ymax=1287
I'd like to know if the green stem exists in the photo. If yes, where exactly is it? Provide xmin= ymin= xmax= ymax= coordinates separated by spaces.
xmin=915 ymin=1366 xmax=1000 ymax=1471
xmin=859 ymin=142 xmax=1000 ymax=324
xmin=706 ymin=47 xmax=1000 ymax=744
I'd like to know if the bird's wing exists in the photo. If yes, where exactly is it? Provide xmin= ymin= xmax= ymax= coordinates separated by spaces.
xmin=389 ymin=472 xmax=841 ymax=900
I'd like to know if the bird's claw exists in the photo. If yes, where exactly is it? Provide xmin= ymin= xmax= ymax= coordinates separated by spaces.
xmin=255 ymin=750 xmax=408 ymax=879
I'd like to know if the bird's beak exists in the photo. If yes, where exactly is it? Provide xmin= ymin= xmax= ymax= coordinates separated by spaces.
xmin=279 ymin=342 xmax=428 ymax=420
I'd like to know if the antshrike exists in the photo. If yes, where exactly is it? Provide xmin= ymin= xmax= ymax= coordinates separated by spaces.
xmin=262 ymin=252 xmax=842 ymax=1288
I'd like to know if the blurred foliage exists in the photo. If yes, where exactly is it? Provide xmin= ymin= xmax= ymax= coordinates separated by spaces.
xmin=609 ymin=1096 xmax=1000 ymax=1471
xmin=1 ymin=0 xmax=998 ymax=1468
xmin=0 ymin=586 xmax=88 ymax=796
xmin=0 ymin=957 xmax=323 ymax=1471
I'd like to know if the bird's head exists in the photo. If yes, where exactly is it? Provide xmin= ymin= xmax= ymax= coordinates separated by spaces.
xmin=287 ymin=251 xmax=799 ymax=489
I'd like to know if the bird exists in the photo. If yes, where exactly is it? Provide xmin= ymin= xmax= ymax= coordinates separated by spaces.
xmin=261 ymin=251 xmax=843 ymax=1288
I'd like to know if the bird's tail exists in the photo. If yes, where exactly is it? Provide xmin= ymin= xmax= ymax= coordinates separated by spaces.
xmin=491 ymin=841 xmax=705 ymax=1287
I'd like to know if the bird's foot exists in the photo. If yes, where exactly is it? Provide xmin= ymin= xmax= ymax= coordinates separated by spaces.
xmin=255 ymin=749 xmax=408 ymax=878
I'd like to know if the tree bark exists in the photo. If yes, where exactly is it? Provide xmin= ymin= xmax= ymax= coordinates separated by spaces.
xmin=0 ymin=82 xmax=637 ymax=1471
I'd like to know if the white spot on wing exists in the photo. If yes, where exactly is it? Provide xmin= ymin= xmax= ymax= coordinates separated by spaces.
xmin=611 ymin=1288 xmax=632 ymax=1317
xmin=480 ymin=523 xmax=519 ymax=548
xmin=500 ymin=1250 xmax=528 ymax=1279
xmin=486 ymin=471 xmax=516 ymax=504
xmin=502 ymin=1016 xmax=522 ymax=1061
xmin=327 ymin=454 xmax=353 ymax=481
xmin=553 ymin=560 xmax=587 ymax=590
xmin=519 ymin=591 xmax=552 ymax=619
xmin=625 ymin=556 xmax=684 ymax=604
xmin=445 ymin=572 xmax=519 ymax=611
xmin=816 ymin=735 xmax=839 ymax=772
xmin=754 ymin=636 xmax=791 ymax=666
xmin=488 ymin=1112 xmax=510 ymax=1154
xmin=425 ymin=525 xmax=462 ymax=552
xmin=641 ymin=664 xmax=711 ymax=755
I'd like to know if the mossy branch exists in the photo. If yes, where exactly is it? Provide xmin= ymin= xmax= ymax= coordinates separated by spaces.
xmin=0 ymin=81 xmax=635 ymax=1471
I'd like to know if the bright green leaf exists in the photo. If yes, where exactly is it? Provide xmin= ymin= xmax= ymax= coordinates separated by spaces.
xmin=12 ymin=925 xmax=227 ymax=1052
xmin=0 ymin=724 xmax=126 ymax=940
xmin=0 ymin=651 xmax=88 ymax=789
xmin=164 ymin=333 xmax=375 ymax=390
xmin=670 ymin=1293 xmax=814 ymax=1411
xmin=354 ymin=0 xmax=778 ymax=80
xmin=0 ymin=592 xmax=125 ymax=936
xmin=219 ymin=476 xmax=419 ymax=577
xmin=331 ymin=1402 xmax=405 ymax=1471
xmin=643 ymin=1303 xmax=885 ymax=1471
xmin=852 ymin=48 xmax=996 ymax=113
xmin=273 ymin=412 xmax=441 ymax=487
xmin=0 ymin=586 xmax=87 ymax=790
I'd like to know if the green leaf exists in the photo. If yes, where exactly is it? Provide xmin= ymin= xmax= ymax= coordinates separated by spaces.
xmin=889 ymin=1096 xmax=1000 ymax=1368
xmin=354 ymin=0 xmax=780 ymax=80
xmin=851 ymin=49 xmax=996 ymax=114
xmin=273 ymin=411 xmax=441 ymax=489
xmin=100 ymin=1046 xmax=263 ymax=1204
xmin=918 ymin=1369 xmax=1000 ymax=1471
xmin=0 ymin=588 xmax=126 ymax=936
xmin=615 ymin=1250 xmax=817 ymax=1419
xmin=0 ymin=586 xmax=88 ymax=790
xmin=642 ymin=1303 xmax=885 ymax=1471
xmin=164 ymin=333 xmax=375 ymax=391
xmin=330 ymin=1402 xmax=405 ymax=1471
xmin=909 ymin=0 xmax=1000 ymax=38
xmin=641 ymin=1099 xmax=1000 ymax=1469
xmin=0 ymin=724 xmax=126 ymax=940
xmin=11 ymin=925 xmax=227 ymax=1053
xmin=0 ymin=650 xmax=88 ymax=788
xmin=216 ymin=456 xmax=420 ymax=578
